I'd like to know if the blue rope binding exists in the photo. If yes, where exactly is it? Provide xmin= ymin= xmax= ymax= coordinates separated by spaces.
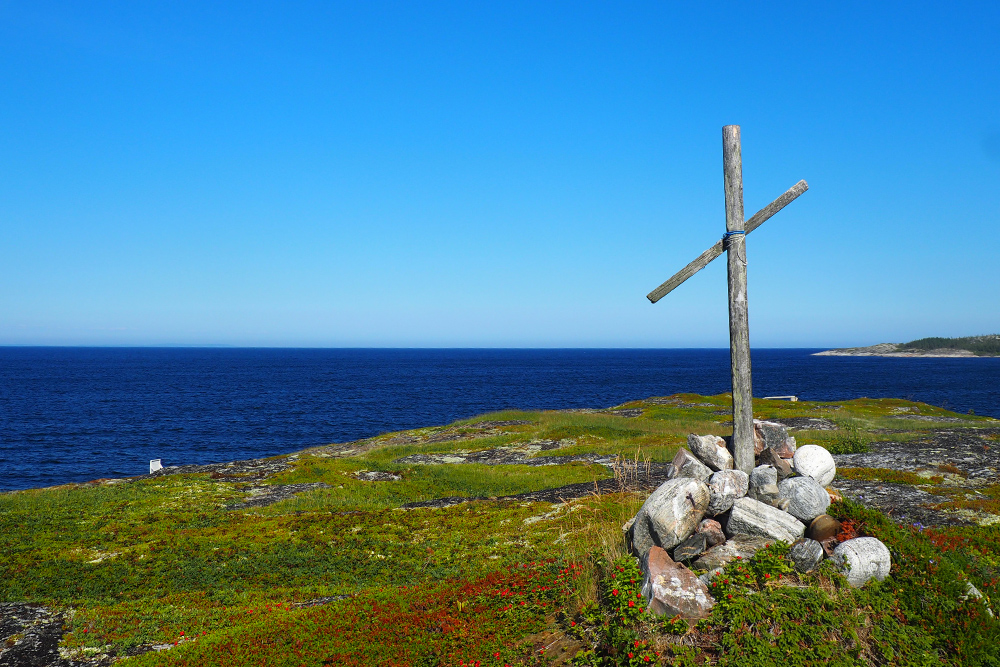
xmin=723 ymin=230 xmax=745 ymax=239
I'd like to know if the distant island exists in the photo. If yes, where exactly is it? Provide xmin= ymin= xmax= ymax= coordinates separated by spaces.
xmin=815 ymin=334 xmax=1000 ymax=357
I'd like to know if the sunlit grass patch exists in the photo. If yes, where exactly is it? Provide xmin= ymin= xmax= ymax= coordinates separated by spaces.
xmin=263 ymin=461 xmax=610 ymax=512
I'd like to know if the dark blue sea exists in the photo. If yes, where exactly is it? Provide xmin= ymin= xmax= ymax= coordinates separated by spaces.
xmin=2 ymin=348 xmax=999 ymax=492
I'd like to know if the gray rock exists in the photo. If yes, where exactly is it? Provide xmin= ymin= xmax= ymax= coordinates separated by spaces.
xmin=642 ymin=546 xmax=715 ymax=619
xmin=788 ymin=538 xmax=825 ymax=573
xmin=629 ymin=477 xmax=711 ymax=555
xmin=757 ymin=449 xmax=793 ymax=479
xmin=673 ymin=533 xmax=708 ymax=562
xmin=691 ymin=534 xmax=771 ymax=572
xmin=724 ymin=497 xmax=805 ymax=543
xmin=832 ymin=537 xmax=891 ymax=587
xmin=793 ymin=445 xmax=837 ymax=487
xmin=696 ymin=518 xmax=726 ymax=547
xmin=668 ymin=448 xmax=713 ymax=482
xmin=778 ymin=476 xmax=831 ymax=523
xmin=748 ymin=465 xmax=781 ymax=505
xmin=706 ymin=469 xmax=750 ymax=515
xmin=753 ymin=419 xmax=790 ymax=455
xmin=687 ymin=434 xmax=733 ymax=472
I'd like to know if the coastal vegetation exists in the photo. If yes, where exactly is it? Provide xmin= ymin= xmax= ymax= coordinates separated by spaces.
xmin=1 ymin=395 xmax=999 ymax=665
xmin=898 ymin=335 xmax=1000 ymax=356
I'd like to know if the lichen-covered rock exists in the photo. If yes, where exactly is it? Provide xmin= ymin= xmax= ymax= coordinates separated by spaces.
xmin=641 ymin=546 xmax=715 ymax=619
xmin=724 ymin=497 xmax=805 ymax=543
xmin=667 ymin=448 xmax=713 ymax=482
xmin=688 ymin=434 xmax=733 ymax=472
xmin=788 ymin=538 xmax=825 ymax=573
xmin=748 ymin=465 xmax=781 ymax=506
xmin=757 ymin=448 xmax=793 ymax=479
xmin=691 ymin=534 xmax=771 ymax=572
xmin=629 ymin=477 xmax=711 ymax=556
xmin=793 ymin=445 xmax=837 ymax=486
xmin=778 ymin=475 xmax=831 ymax=523
xmin=696 ymin=518 xmax=726 ymax=547
xmin=706 ymin=469 xmax=749 ymax=515
xmin=832 ymin=537 xmax=891 ymax=587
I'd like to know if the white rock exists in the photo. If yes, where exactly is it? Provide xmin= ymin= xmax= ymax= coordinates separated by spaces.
xmin=630 ymin=477 xmax=711 ymax=555
xmin=793 ymin=444 xmax=837 ymax=486
xmin=687 ymin=434 xmax=734 ymax=472
xmin=778 ymin=475 xmax=831 ymax=523
xmin=723 ymin=497 xmax=805 ymax=544
xmin=832 ymin=537 xmax=891 ymax=587
xmin=706 ymin=469 xmax=749 ymax=515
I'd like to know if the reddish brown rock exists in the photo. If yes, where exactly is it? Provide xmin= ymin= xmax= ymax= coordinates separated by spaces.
xmin=696 ymin=518 xmax=726 ymax=547
xmin=641 ymin=546 xmax=715 ymax=619
xmin=772 ymin=436 xmax=797 ymax=459
xmin=753 ymin=420 xmax=790 ymax=456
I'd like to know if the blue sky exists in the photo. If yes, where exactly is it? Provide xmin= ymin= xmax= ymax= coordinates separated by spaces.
xmin=1 ymin=1 xmax=998 ymax=347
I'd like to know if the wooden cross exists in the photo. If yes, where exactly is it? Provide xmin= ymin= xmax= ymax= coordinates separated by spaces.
xmin=646 ymin=126 xmax=808 ymax=474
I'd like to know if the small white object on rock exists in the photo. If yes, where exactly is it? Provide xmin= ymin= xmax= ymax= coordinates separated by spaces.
xmin=149 ymin=459 xmax=163 ymax=473
xmin=629 ymin=477 xmax=711 ymax=555
xmin=832 ymin=537 xmax=891 ymax=587
xmin=724 ymin=497 xmax=805 ymax=544
xmin=687 ymin=434 xmax=733 ymax=472
xmin=793 ymin=445 xmax=836 ymax=487
xmin=706 ymin=469 xmax=749 ymax=515
xmin=778 ymin=475 xmax=831 ymax=523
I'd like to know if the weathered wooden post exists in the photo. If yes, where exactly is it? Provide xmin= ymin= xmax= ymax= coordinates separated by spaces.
xmin=722 ymin=126 xmax=754 ymax=473
xmin=646 ymin=126 xmax=807 ymax=473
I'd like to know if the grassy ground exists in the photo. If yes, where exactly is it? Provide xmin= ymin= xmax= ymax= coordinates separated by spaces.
xmin=1 ymin=394 xmax=998 ymax=665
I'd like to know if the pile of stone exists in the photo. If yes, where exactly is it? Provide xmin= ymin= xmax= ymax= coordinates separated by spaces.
xmin=626 ymin=420 xmax=891 ymax=619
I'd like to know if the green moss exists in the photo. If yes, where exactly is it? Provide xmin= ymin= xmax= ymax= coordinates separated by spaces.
xmin=837 ymin=467 xmax=939 ymax=485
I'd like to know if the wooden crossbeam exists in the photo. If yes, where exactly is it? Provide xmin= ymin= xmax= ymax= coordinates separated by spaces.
xmin=646 ymin=179 xmax=808 ymax=304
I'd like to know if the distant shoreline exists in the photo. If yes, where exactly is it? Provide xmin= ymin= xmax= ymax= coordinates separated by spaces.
xmin=813 ymin=343 xmax=991 ymax=358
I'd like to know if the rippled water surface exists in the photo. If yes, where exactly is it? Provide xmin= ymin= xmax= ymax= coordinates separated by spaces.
xmin=2 ymin=347 xmax=998 ymax=491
